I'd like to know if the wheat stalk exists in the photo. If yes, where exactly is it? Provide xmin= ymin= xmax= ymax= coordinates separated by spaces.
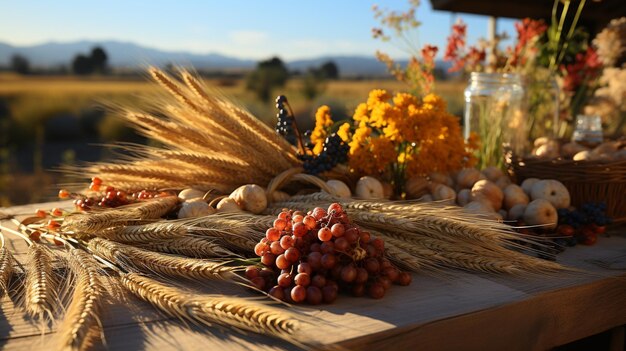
xmin=137 ymin=237 xmax=239 ymax=258
xmin=63 ymin=196 xmax=178 ymax=234
xmin=56 ymin=249 xmax=107 ymax=351
xmin=0 ymin=246 xmax=14 ymax=297
xmin=99 ymin=221 xmax=188 ymax=243
xmin=119 ymin=272 xmax=303 ymax=345
xmin=24 ymin=244 xmax=57 ymax=319
xmin=88 ymin=238 xmax=239 ymax=281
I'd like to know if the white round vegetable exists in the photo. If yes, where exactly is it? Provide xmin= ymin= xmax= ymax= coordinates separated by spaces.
xmin=178 ymin=188 xmax=206 ymax=201
xmin=530 ymin=179 xmax=570 ymax=209
xmin=523 ymin=199 xmax=557 ymax=229
xmin=178 ymin=199 xmax=215 ymax=219
xmin=216 ymin=197 xmax=242 ymax=213
xmin=355 ymin=176 xmax=384 ymax=199
xmin=229 ymin=184 xmax=267 ymax=214
xmin=325 ymin=179 xmax=351 ymax=198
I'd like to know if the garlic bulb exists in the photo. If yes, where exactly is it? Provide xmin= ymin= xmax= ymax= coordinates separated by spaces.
xmin=229 ymin=184 xmax=268 ymax=214
xmin=325 ymin=179 xmax=352 ymax=199
xmin=178 ymin=199 xmax=215 ymax=219
xmin=178 ymin=188 xmax=206 ymax=201
xmin=216 ymin=197 xmax=242 ymax=213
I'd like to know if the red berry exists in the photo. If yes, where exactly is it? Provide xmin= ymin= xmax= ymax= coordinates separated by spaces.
xmin=291 ymin=285 xmax=307 ymax=303
xmin=318 ymin=227 xmax=332 ymax=241
xmin=306 ymin=286 xmax=323 ymax=305
xmin=312 ymin=207 xmax=327 ymax=220
xmin=292 ymin=222 xmax=307 ymax=237
xmin=254 ymin=243 xmax=268 ymax=256
xmin=303 ymin=215 xmax=317 ymax=230
xmin=91 ymin=177 xmax=103 ymax=185
xmin=311 ymin=274 xmax=327 ymax=288
xmin=368 ymin=283 xmax=385 ymax=299
xmin=273 ymin=219 xmax=287 ymax=231
xmin=328 ymin=203 xmax=343 ymax=214
xmin=355 ymin=268 xmax=369 ymax=284
xmin=250 ymin=277 xmax=265 ymax=290
xmin=277 ymin=273 xmax=293 ymax=287
xmin=284 ymin=247 xmax=300 ymax=262
xmin=352 ymin=284 xmax=366 ymax=297
xmin=340 ymin=265 xmax=357 ymax=283
xmin=270 ymin=241 xmax=285 ymax=255
xmin=268 ymin=286 xmax=285 ymax=300
xmin=371 ymin=238 xmax=385 ymax=252
xmin=331 ymin=223 xmax=345 ymax=237
xmin=276 ymin=254 xmax=290 ymax=269
xmin=321 ymin=253 xmax=337 ymax=269
xmin=261 ymin=253 xmax=276 ymax=267
xmin=36 ymin=209 xmax=47 ymax=218
xmin=360 ymin=231 xmax=371 ymax=243
xmin=51 ymin=208 xmax=63 ymax=217
xmin=280 ymin=235 xmax=295 ymax=249
xmin=292 ymin=214 xmax=304 ymax=223
xmin=29 ymin=231 xmax=41 ymax=242
xmin=295 ymin=273 xmax=311 ymax=287
xmin=334 ymin=237 xmax=349 ymax=252
xmin=307 ymin=252 xmax=322 ymax=270
xmin=297 ymin=263 xmax=312 ymax=274
xmin=266 ymin=228 xmax=280 ymax=241
xmin=245 ymin=266 xmax=259 ymax=279
xmin=345 ymin=228 xmax=359 ymax=243
xmin=322 ymin=285 xmax=338 ymax=303
xmin=58 ymin=189 xmax=70 ymax=199
xmin=47 ymin=219 xmax=60 ymax=230
xmin=89 ymin=182 xmax=101 ymax=191
xmin=397 ymin=272 xmax=412 ymax=286
xmin=320 ymin=241 xmax=335 ymax=254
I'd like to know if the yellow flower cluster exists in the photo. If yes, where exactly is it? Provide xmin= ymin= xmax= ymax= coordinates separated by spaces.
xmin=311 ymin=105 xmax=334 ymax=154
xmin=347 ymin=89 xmax=476 ymax=178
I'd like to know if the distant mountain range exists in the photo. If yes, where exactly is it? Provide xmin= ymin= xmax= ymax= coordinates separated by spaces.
xmin=0 ymin=40 xmax=412 ymax=77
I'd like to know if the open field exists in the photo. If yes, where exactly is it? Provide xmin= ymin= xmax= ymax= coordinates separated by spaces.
xmin=0 ymin=74 xmax=466 ymax=206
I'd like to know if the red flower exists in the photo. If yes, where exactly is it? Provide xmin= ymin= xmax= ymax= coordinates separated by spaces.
xmin=421 ymin=45 xmax=438 ymax=67
xmin=561 ymin=47 xmax=603 ymax=92
xmin=444 ymin=19 xmax=466 ymax=62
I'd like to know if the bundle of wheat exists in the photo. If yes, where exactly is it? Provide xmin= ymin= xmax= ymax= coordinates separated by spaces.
xmin=70 ymin=68 xmax=300 ymax=193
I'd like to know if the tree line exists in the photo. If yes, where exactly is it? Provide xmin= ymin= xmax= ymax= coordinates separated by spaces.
xmin=9 ymin=46 xmax=109 ymax=75
xmin=8 ymin=46 xmax=339 ymax=101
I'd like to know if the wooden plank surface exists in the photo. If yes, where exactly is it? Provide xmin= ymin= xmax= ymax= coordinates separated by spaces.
xmin=0 ymin=201 xmax=625 ymax=350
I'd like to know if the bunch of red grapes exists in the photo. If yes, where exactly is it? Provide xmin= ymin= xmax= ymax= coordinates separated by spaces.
xmin=245 ymin=203 xmax=411 ymax=304
xmin=59 ymin=177 xmax=165 ymax=211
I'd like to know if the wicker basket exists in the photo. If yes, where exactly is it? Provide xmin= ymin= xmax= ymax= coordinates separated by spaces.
xmin=506 ymin=152 xmax=626 ymax=224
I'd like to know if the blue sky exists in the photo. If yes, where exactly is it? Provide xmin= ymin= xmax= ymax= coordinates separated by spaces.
xmin=0 ymin=0 xmax=519 ymax=60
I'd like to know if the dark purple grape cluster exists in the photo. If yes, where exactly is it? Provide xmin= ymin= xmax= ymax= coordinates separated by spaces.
xmin=557 ymin=202 xmax=612 ymax=228
xmin=298 ymin=133 xmax=349 ymax=175
xmin=275 ymin=95 xmax=297 ymax=145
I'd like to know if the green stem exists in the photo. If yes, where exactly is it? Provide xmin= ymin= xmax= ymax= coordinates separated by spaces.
xmin=555 ymin=0 xmax=586 ymax=68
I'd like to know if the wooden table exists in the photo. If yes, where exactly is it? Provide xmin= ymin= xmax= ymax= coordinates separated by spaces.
xmin=1 ymin=201 xmax=625 ymax=351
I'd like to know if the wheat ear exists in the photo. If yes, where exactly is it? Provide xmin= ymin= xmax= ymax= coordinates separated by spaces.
xmin=99 ymin=221 xmax=188 ymax=243
xmin=119 ymin=272 xmax=303 ymax=345
xmin=63 ymin=196 xmax=178 ymax=234
xmin=137 ymin=237 xmax=239 ymax=258
xmin=88 ymin=238 xmax=239 ymax=281
xmin=24 ymin=244 xmax=57 ymax=319
xmin=56 ymin=249 xmax=107 ymax=351
xmin=0 ymin=246 xmax=14 ymax=297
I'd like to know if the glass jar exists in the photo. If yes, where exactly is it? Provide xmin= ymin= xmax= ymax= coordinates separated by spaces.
xmin=464 ymin=72 xmax=525 ymax=169
xmin=524 ymin=70 xmax=560 ymax=141
xmin=571 ymin=114 xmax=603 ymax=147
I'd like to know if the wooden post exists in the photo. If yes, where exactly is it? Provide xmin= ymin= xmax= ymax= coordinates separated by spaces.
xmin=487 ymin=16 xmax=497 ymax=72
